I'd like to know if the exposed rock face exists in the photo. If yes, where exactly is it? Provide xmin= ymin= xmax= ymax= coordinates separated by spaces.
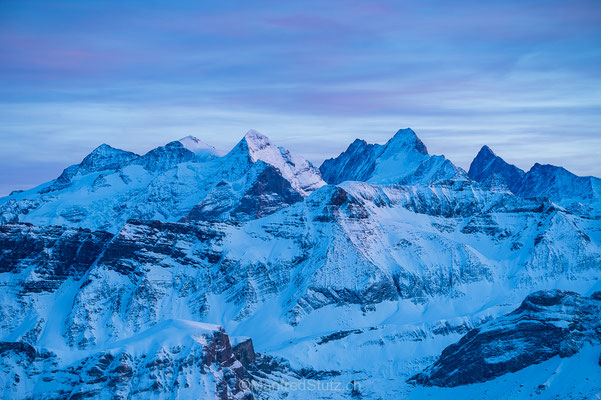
xmin=410 ymin=290 xmax=601 ymax=387
xmin=0 ymin=223 xmax=112 ymax=293
xmin=320 ymin=128 xmax=465 ymax=185
xmin=468 ymin=145 xmax=525 ymax=193
xmin=0 ymin=320 xmax=253 ymax=400
xmin=517 ymin=163 xmax=601 ymax=203
xmin=2 ymin=177 xmax=598 ymax=352
xmin=320 ymin=139 xmax=381 ymax=184
xmin=468 ymin=146 xmax=601 ymax=211
xmin=183 ymin=163 xmax=304 ymax=222
xmin=134 ymin=140 xmax=197 ymax=171
xmin=1 ymin=128 xmax=601 ymax=399
xmin=55 ymin=144 xmax=139 ymax=187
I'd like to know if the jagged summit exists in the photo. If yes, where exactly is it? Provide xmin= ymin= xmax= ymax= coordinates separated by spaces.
xmin=4 ymin=128 xmax=601 ymax=232
xmin=480 ymin=144 xmax=495 ymax=155
xmin=224 ymin=129 xmax=325 ymax=196
xmin=239 ymin=129 xmax=276 ymax=163
xmin=386 ymin=128 xmax=429 ymax=155
xmin=472 ymin=145 xmax=496 ymax=162
xmin=79 ymin=144 xmax=138 ymax=170
xmin=0 ymin=129 xmax=326 ymax=230
xmin=468 ymin=146 xmax=601 ymax=207
xmin=320 ymin=127 xmax=462 ymax=185
xmin=468 ymin=145 xmax=525 ymax=193
xmin=518 ymin=162 xmax=600 ymax=202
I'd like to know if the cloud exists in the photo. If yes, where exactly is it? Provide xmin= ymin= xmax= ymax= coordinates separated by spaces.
xmin=1 ymin=0 xmax=600 ymax=194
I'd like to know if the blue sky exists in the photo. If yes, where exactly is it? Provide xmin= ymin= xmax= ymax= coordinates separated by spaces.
xmin=1 ymin=0 xmax=600 ymax=195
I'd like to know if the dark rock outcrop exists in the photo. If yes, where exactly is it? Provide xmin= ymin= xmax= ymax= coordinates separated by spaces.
xmin=468 ymin=145 xmax=525 ymax=193
xmin=410 ymin=290 xmax=601 ymax=387
xmin=0 ymin=223 xmax=113 ymax=292
xmin=0 ymin=322 xmax=254 ymax=400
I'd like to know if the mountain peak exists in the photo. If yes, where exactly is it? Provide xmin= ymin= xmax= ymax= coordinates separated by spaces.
xmin=386 ymin=128 xmax=429 ymax=155
xmin=222 ymin=130 xmax=324 ymax=196
xmin=85 ymin=143 xmax=128 ymax=158
xmin=243 ymin=129 xmax=271 ymax=152
xmin=52 ymin=143 xmax=139 ymax=186
xmin=468 ymin=146 xmax=525 ymax=193
xmin=178 ymin=135 xmax=221 ymax=160
xmin=79 ymin=144 xmax=138 ymax=172
xmin=179 ymin=135 xmax=211 ymax=149
xmin=320 ymin=128 xmax=463 ymax=185
xmin=238 ymin=130 xmax=276 ymax=163
xmin=478 ymin=145 xmax=496 ymax=159
xmin=92 ymin=143 xmax=116 ymax=152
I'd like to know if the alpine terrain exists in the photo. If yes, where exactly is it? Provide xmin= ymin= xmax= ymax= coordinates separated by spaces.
xmin=1 ymin=128 xmax=600 ymax=399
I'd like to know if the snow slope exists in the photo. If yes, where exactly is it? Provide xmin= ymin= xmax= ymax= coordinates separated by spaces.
xmin=1 ymin=127 xmax=600 ymax=399
xmin=0 ymin=131 xmax=325 ymax=232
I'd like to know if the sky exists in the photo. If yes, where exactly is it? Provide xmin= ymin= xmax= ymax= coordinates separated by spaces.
xmin=1 ymin=0 xmax=601 ymax=195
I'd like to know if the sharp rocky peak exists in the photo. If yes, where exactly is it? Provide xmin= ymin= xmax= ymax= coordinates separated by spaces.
xmin=468 ymin=145 xmax=526 ymax=194
xmin=241 ymin=129 xmax=274 ymax=160
xmin=226 ymin=129 xmax=325 ymax=196
xmin=385 ymin=128 xmax=429 ymax=155
xmin=319 ymin=127 xmax=460 ymax=185
xmin=475 ymin=145 xmax=496 ymax=160
xmin=54 ymin=143 xmax=139 ymax=185
xmin=80 ymin=144 xmax=138 ymax=168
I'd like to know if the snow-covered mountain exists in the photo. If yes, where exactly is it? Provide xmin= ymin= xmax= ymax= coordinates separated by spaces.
xmin=1 ymin=128 xmax=600 ymax=399
xmin=320 ymin=128 xmax=466 ymax=185
xmin=468 ymin=145 xmax=601 ymax=213
xmin=0 ymin=131 xmax=325 ymax=232
xmin=178 ymin=135 xmax=223 ymax=161
xmin=0 ymin=319 xmax=254 ymax=399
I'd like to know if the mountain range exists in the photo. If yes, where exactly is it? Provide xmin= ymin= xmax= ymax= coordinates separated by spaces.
xmin=0 ymin=128 xmax=600 ymax=399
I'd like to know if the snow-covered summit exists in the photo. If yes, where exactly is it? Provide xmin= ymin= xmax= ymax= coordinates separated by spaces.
xmin=225 ymin=129 xmax=325 ymax=196
xmin=55 ymin=144 xmax=139 ymax=186
xmin=242 ymin=129 xmax=272 ymax=159
xmin=178 ymin=135 xmax=222 ymax=161
xmin=80 ymin=143 xmax=138 ymax=168
xmin=320 ymin=127 xmax=465 ymax=185
xmin=0 ymin=129 xmax=327 ymax=230
xmin=385 ymin=128 xmax=429 ymax=155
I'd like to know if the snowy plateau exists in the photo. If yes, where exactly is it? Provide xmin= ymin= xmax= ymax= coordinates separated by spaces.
xmin=1 ymin=128 xmax=601 ymax=399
